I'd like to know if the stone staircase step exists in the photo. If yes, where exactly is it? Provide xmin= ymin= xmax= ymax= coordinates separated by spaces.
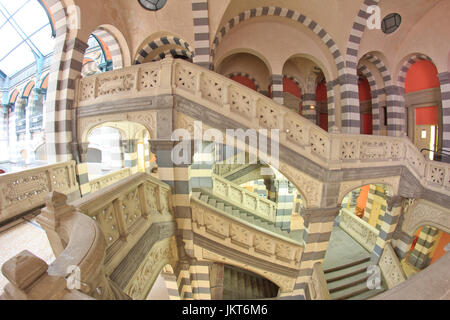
xmin=347 ymin=288 xmax=386 ymax=300
xmin=330 ymin=282 xmax=371 ymax=300
xmin=191 ymin=191 xmax=202 ymax=199
xmin=208 ymin=199 xmax=217 ymax=207
xmin=324 ymin=257 xmax=371 ymax=274
xmin=216 ymin=202 xmax=225 ymax=211
xmin=224 ymin=206 xmax=233 ymax=214
xmin=327 ymin=272 xmax=370 ymax=293
xmin=325 ymin=261 xmax=371 ymax=283
xmin=200 ymin=194 xmax=209 ymax=203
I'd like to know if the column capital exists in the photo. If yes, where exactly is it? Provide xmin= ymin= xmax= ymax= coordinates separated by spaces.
xmin=386 ymin=195 xmax=403 ymax=211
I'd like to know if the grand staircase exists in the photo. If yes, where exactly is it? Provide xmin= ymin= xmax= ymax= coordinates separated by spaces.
xmin=324 ymin=257 xmax=386 ymax=300
xmin=191 ymin=189 xmax=303 ymax=242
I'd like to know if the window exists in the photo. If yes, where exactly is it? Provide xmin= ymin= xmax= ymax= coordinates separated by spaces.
xmin=138 ymin=0 xmax=167 ymax=11
xmin=381 ymin=13 xmax=402 ymax=34
xmin=0 ymin=0 xmax=55 ymax=77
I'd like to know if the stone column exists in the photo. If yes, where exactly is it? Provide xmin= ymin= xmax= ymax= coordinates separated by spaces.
xmin=293 ymin=206 xmax=341 ymax=299
xmin=209 ymin=262 xmax=224 ymax=300
xmin=438 ymin=72 xmax=450 ymax=155
xmin=371 ymin=196 xmax=403 ymax=264
xmin=190 ymin=141 xmax=214 ymax=189
xmin=407 ymin=226 xmax=439 ymax=269
xmin=189 ymin=260 xmax=212 ymax=300
xmin=72 ymin=142 xmax=90 ymax=196
xmin=274 ymin=179 xmax=295 ymax=231
xmin=270 ymin=74 xmax=284 ymax=105
xmin=121 ymin=139 xmax=138 ymax=174
xmin=302 ymin=93 xmax=317 ymax=123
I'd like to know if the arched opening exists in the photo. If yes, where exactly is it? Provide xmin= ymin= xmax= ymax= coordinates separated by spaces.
xmin=358 ymin=76 xmax=373 ymax=135
xmin=216 ymin=51 xmax=271 ymax=96
xmin=146 ymin=264 xmax=178 ymax=300
xmin=222 ymin=264 xmax=279 ymax=300
xmin=402 ymin=225 xmax=450 ymax=278
xmin=323 ymin=184 xmax=391 ymax=300
xmin=134 ymin=33 xmax=194 ymax=65
xmin=404 ymin=59 xmax=443 ymax=160
xmin=282 ymin=56 xmax=328 ymax=127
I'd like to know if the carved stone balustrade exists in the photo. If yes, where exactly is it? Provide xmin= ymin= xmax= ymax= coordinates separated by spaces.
xmin=339 ymin=208 xmax=380 ymax=252
xmin=378 ymin=242 xmax=407 ymax=290
xmin=211 ymin=173 xmax=277 ymax=222
xmin=0 ymin=161 xmax=80 ymax=225
xmin=76 ymin=59 xmax=450 ymax=197
xmin=190 ymin=198 xmax=303 ymax=270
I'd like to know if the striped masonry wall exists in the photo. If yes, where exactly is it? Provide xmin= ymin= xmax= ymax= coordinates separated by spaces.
xmin=270 ymin=74 xmax=284 ymax=105
xmin=190 ymin=141 xmax=214 ymax=188
xmin=408 ymin=226 xmax=439 ymax=269
xmin=363 ymin=185 xmax=387 ymax=229
xmin=161 ymin=269 xmax=181 ymax=300
xmin=438 ymin=72 xmax=450 ymax=152
xmin=371 ymin=196 xmax=403 ymax=264
xmin=122 ymin=139 xmax=138 ymax=174
xmin=226 ymin=72 xmax=261 ymax=92
xmin=302 ymin=93 xmax=316 ymax=123
xmin=362 ymin=184 xmax=376 ymax=222
xmin=134 ymin=36 xmax=194 ymax=65
xmin=192 ymin=0 xmax=212 ymax=69
xmin=358 ymin=64 xmax=380 ymax=134
xmin=77 ymin=162 xmax=90 ymax=196
xmin=275 ymin=179 xmax=294 ymax=231
xmin=342 ymin=0 xmax=379 ymax=134
xmin=92 ymin=28 xmax=123 ymax=70
xmin=293 ymin=207 xmax=341 ymax=299
xmin=151 ymin=140 xmax=195 ymax=299
xmin=189 ymin=260 xmax=212 ymax=300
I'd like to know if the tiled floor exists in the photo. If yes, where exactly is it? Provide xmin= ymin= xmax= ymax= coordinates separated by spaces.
xmin=0 ymin=214 xmax=55 ymax=296
xmin=323 ymin=225 xmax=370 ymax=270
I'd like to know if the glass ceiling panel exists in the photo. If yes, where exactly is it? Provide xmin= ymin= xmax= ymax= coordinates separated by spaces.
xmin=0 ymin=0 xmax=54 ymax=77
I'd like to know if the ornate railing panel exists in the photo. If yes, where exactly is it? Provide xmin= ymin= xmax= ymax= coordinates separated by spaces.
xmin=0 ymin=161 xmax=79 ymax=224
xmin=339 ymin=208 xmax=379 ymax=252
xmin=88 ymin=168 xmax=131 ymax=193
xmin=308 ymin=262 xmax=331 ymax=300
xmin=76 ymin=59 xmax=450 ymax=196
xmin=72 ymin=173 xmax=175 ymax=276
xmin=191 ymin=199 xmax=302 ymax=270
xmin=378 ymin=242 xmax=407 ymax=289
xmin=211 ymin=173 xmax=277 ymax=222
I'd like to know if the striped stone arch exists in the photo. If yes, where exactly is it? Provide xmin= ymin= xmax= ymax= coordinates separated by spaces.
xmin=362 ymin=53 xmax=405 ymax=136
xmin=358 ymin=63 xmax=381 ymax=134
xmin=151 ymin=49 xmax=193 ymax=62
xmin=397 ymin=53 xmax=434 ymax=90
xmin=342 ymin=0 xmax=380 ymax=134
xmin=226 ymin=72 xmax=261 ymax=91
xmin=134 ymin=36 xmax=195 ymax=65
xmin=92 ymin=28 xmax=124 ymax=70
xmin=44 ymin=0 xmax=89 ymax=162
xmin=211 ymin=7 xmax=345 ymax=75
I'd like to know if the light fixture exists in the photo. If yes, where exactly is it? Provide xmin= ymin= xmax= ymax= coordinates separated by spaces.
xmin=138 ymin=0 xmax=167 ymax=11
xmin=310 ymin=105 xmax=315 ymax=110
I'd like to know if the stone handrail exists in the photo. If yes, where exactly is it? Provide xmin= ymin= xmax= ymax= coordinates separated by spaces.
xmin=75 ymin=59 xmax=450 ymax=196
xmin=372 ymin=251 xmax=450 ymax=300
xmin=0 ymin=161 xmax=80 ymax=225
xmin=0 ymin=192 xmax=127 ymax=300
xmin=88 ymin=168 xmax=131 ymax=193
xmin=339 ymin=208 xmax=379 ymax=252
xmin=190 ymin=198 xmax=303 ymax=271
xmin=308 ymin=262 xmax=331 ymax=300
xmin=210 ymin=173 xmax=277 ymax=223
xmin=71 ymin=173 xmax=174 ymax=278
xmin=378 ymin=242 xmax=407 ymax=290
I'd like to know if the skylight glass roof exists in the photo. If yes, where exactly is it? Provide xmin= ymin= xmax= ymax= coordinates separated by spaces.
xmin=0 ymin=0 xmax=54 ymax=77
